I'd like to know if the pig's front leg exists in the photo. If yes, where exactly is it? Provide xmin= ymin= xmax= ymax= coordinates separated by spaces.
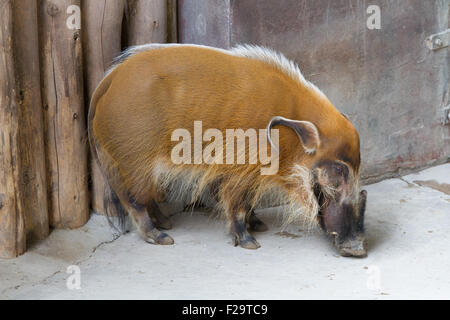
xmin=230 ymin=210 xmax=261 ymax=249
xmin=248 ymin=211 xmax=268 ymax=232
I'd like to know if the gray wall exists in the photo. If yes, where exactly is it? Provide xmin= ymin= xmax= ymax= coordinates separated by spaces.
xmin=178 ymin=0 xmax=450 ymax=182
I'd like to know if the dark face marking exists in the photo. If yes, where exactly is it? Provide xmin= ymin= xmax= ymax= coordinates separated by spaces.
xmin=336 ymin=144 xmax=360 ymax=170
xmin=314 ymin=160 xmax=350 ymax=190
xmin=313 ymin=160 xmax=367 ymax=257
xmin=321 ymin=199 xmax=353 ymax=239
xmin=318 ymin=190 xmax=367 ymax=257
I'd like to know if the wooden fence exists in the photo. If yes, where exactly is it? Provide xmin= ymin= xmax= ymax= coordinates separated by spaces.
xmin=0 ymin=0 xmax=177 ymax=258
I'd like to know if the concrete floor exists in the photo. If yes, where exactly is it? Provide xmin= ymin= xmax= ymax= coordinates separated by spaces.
xmin=1 ymin=164 xmax=449 ymax=299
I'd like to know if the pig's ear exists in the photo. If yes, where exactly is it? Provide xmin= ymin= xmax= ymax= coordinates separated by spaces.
xmin=266 ymin=116 xmax=320 ymax=154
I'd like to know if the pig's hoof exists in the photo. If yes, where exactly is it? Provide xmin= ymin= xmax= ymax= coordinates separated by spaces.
xmin=235 ymin=234 xmax=261 ymax=249
xmin=248 ymin=214 xmax=268 ymax=232
xmin=155 ymin=232 xmax=174 ymax=245
xmin=338 ymin=246 xmax=367 ymax=258
xmin=336 ymin=236 xmax=367 ymax=258
xmin=145 ymin=231 xmax=174 ymax=245
xmin=240 ymin=239 xmax=260 ymax=249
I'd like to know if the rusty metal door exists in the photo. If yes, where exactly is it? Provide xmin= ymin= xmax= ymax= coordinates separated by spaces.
xmin=178 ymin=0 xmax=450 ymax=182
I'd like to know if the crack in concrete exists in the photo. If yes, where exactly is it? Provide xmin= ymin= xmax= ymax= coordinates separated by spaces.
xmin=0 ymin=269 xmax=62 ymax=298
xmin=0 ymin=233 xmax=122 ymax=298
xmin=398 ymin=177 xmax=417 ymax=188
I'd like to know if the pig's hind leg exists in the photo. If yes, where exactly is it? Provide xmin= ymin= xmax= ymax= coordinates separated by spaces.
xmin=147 ymin=199 xmax=173 ymax=230
xmin=108 ymin=182 xmax=174 ymax=245
xmin=124 ymin=197 xmax=175 ymax=245
xmin=93 ymin=136 xmax=173 ymax=245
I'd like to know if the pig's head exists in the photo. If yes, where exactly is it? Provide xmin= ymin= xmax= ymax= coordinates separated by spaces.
xmin=313 ymin=161 xmax=367 ymax=257
xmin=267 ymin=114 xmax=367 ymax=257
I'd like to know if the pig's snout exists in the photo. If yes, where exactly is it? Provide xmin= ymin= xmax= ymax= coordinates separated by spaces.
xmin=320 ymin=189 xmax=368 ymax=258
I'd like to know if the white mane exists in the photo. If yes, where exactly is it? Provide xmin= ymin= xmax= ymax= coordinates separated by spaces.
xmin=230 ymin=44 xmax=326 ymax=99
xmin=106 ymin=43 xmax=326 ymax=99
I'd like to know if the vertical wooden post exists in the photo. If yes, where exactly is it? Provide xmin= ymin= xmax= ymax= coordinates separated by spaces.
xmin=167 ymin=0 xmax=178 ymax=43
xmin=0 ymin=0 xmax=26 ymax=258
xmin=82 ymin=0 xmax=125 ymax=215
xmin=125 ymin=0 xmax=168 ymax=45
xmin=12 ymin=0 xmax=49 ymax=240
xmin=39 ymin=0 xmax=89 ymax=228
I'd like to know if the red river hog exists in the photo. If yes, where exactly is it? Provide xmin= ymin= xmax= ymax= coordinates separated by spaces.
xmin=88 ymin=44 xmax=368 ymax=257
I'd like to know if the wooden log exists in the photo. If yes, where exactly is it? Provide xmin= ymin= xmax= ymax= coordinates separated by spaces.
xmin=82 ymin=0 xmax=125 ymax=215
xmin=12 ymin=0 xmax=49 ymax=241
xmin=39 ymin=0 xmax=89 ymax=228
xmin=125 ymin=0 xmax=168 ymax=45
xmin=167 ymin=0 xmax=178 ymax=43
xmin=0 ymin=0 xmax=26 ymax=258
